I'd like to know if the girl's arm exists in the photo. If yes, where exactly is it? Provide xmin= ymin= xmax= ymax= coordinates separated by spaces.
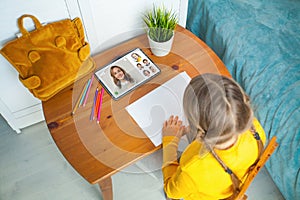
xmin=162 ymin=116 xmax=191 ymax=198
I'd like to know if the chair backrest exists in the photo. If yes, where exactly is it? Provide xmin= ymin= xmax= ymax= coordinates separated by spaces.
xmin=234 ymin=136 xmax=278 ymax=200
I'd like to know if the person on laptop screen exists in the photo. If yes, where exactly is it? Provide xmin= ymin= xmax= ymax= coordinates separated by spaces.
xmin=110 ymin=65 xmax=136 ymax=93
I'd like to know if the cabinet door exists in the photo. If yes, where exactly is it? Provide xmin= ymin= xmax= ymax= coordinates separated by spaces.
xmin=0 ymin=0 xmax=81 ymax=133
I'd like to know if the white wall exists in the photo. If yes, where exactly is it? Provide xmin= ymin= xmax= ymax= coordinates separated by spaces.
xmin=78 ymin=0 xmax=188 ymax=54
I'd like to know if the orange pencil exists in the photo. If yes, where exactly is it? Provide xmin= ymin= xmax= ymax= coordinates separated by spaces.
xmin=94 ymin=88 xmax=101 ymax=120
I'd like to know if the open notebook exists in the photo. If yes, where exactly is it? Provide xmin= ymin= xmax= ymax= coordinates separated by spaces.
xmin=126 ymin=72 xmax=191 ymax=146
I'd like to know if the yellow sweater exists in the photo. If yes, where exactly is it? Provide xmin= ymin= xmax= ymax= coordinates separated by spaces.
xmin=162 ymin=119 xmax=266 ymax=200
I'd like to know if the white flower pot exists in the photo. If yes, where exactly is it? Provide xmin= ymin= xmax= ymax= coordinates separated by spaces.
xmin=147 ymin=33 xmax=174 ymax=57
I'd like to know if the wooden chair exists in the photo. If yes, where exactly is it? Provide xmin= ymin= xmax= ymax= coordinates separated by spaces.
xmin=234 ymin=136 xmax=278 ymax=200
xmin=167 ymin=136 xmax=278 ymax=200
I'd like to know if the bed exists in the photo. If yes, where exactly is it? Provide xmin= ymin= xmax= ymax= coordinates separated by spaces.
xmin=186 ymin=0 xmax=300 ymax=199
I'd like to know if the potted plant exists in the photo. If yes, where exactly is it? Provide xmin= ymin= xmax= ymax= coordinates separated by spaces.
xmin=143 ymin=5 xmax=178 ymax=57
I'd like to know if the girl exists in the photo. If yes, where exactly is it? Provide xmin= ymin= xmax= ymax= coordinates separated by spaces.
xmin=110 ymin=66 xmax=135 ymax=90
xmin=162 ymin=73 xmax=266 ymax=200
xmin=131 ymin=53 xmax=142 ymax=62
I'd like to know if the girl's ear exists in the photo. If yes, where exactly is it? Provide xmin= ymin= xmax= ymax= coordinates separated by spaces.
xmin=196 ymin=127 xmax=206 ymax=140
xmin=198 ymin=126 xmax=205 ymax=135
xmin=196 ymin=133 xmax=205 ymax=140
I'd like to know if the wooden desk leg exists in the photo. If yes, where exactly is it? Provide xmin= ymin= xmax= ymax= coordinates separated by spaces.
xmin=98 ymin=177 xmax=113 ymax=200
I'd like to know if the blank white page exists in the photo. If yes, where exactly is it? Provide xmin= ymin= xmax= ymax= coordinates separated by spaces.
xmin=126 ymin=72 xmax=191 ymax=146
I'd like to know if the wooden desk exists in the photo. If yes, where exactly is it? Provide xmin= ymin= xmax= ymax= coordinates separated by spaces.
xmin=42 ymin=25 xmax=230 ymax=200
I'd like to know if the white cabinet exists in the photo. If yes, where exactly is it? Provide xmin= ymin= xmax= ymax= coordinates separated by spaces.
xmin=0 ymin=0 xmax=188 ymax=133
xmin=0 ymin=0 xmax=82 ymax=133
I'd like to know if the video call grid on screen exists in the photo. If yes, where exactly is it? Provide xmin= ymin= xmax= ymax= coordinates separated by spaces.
xmin=94 ymin=48 xmax=161 ymax=100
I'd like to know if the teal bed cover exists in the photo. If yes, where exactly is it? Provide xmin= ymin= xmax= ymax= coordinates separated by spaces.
xmin=186 ymin=0 xmax=300 ymax=199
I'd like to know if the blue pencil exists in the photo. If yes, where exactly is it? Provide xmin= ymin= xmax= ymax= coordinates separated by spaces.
xmin=90 ymin=88 xmax=98 ymax=121
xmin=79 ymin=79 xmax=91 ymax=106
xmin=83 ymin=75 xmax=94 ymax=107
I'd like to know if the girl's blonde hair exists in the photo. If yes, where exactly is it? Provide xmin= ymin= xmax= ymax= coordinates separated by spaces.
xmin=183 ymin=73 xmax=253 ymax=146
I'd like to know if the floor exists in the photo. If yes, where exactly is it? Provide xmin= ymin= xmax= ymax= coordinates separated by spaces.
xmin=0 ymin=115 xmax=285 ymax=200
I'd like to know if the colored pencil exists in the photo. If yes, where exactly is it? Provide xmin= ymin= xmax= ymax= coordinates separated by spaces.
xmin=83 ymin=75 xmax=94 ymax=107
xmin=79 ymin=79 xmax=91 ymax=106
xmin=71 ymin=81 xmax=88 ymax=115
xmin=97 ymin=88 xmax=104 ymax=123
xmin=90 ymin=88 xmax=98 ymax=121
xmin=94 ymin=88 xmax=101 ymax=120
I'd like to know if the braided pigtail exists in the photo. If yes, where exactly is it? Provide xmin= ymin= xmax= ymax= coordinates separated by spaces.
xmin=203 ymin=141 xmax=241 ymax=199
xmin=250 ymin=126 xmax=264 ymax=158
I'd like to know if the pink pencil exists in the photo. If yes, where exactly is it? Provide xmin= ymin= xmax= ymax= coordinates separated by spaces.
xmin=83 ymin=75 xmax=94 ymax=107
xmin=97 ymin=88 xmax=104 ymax=123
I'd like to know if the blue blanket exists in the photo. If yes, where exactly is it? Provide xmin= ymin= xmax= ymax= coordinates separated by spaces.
xmin=186 ymin=0 xmax=300 ymax=199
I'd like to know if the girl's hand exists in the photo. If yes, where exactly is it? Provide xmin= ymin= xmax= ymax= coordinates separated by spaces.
xmin=162 ymin=115 xmax=186 ymax=139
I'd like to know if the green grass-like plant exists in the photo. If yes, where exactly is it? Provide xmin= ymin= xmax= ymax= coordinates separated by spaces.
xmin=143 ymin=5 xmax=178 ymax=42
